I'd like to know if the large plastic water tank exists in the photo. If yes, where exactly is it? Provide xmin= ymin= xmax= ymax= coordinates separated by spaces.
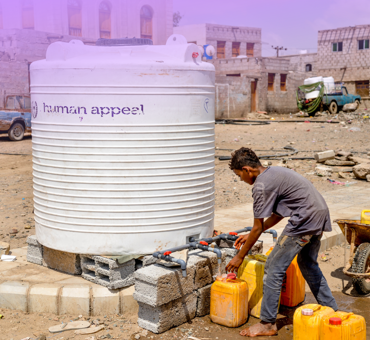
xmin=323 ymin=77 xmax=335 ymax=94
xmin=30 ymin=37 xmax=215 ymax=255
xmin=304 ymin=76 xmax=323 ymax=100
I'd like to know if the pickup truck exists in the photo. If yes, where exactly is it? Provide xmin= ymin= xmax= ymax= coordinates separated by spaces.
xmin=0 ymin=95 xmax=32 ymax=141
xmin=322 ymin=86 xmax=361 ymax=115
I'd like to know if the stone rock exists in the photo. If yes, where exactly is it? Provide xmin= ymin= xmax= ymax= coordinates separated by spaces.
xmin=0 ymin=242 xmax=10 ymax=257
xmin=348 ymin=156 xmax=370 ymax=165
xmin=315 ymin=166 xmax=333 ymax=177
xmin=324 ymin=160 xmax=355 ymax=166
xmin=329 ymin=167 xmax=353 ymax=173
xmin=343 ymin=103 xmax=358 ymax=112
xmin=338 ymin=172 xmax=355 ymax=179
xmin=353 ymin=163 xmax=370 ymax=180
xmin=336 ymin=151 xmax=353 ymax=159
xmin=314 ymin=150 xmax=335 ymax=163
xmin=367 ymin=174 xmax=370 ymax=182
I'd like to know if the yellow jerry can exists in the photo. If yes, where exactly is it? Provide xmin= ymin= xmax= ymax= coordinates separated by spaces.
xmin=361 ymin=210 xmax=370 ymax=225
xmin=293 ymin=304 xmax=335 ymax=340
xmin=210 ymin=273 xmax=249 ymax=328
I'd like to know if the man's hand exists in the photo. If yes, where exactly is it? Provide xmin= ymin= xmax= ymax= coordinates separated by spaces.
xmin=226 ymin=254 xmax=244 ymax=273
xmin=234 ymin=234 xmax=249 ymax=250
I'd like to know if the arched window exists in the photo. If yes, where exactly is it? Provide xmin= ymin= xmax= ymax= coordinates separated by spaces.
xmin=22 ymin=0 xmax=34 ymax=29
xmin=68 ymin=0 xmax=82 ymax=37
xmin=140 ymin=6 xmax=153 ymax=40
xmin=306 ymin=64 xmax=312 ymax=72
xmin=99 ymin=2 xmax=111 ymax=39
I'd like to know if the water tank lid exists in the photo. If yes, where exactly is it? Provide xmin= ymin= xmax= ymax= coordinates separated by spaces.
xmin=301 ymin=308 xmax=314 ymax=316
xmin=96 ymin=37 xmax=153 ymax=46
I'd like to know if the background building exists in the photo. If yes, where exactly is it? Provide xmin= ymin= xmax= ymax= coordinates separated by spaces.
xmin=0 ymin=0 xmax=173 ymax=108
xmin=174 ymin=23 xmax=262 ymax=59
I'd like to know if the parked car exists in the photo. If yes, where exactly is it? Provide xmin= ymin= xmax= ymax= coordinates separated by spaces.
xmin=0 ymin=95 xmax=32 ymax=141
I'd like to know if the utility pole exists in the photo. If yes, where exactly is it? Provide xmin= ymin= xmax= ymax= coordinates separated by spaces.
xmin=271 ymin=46 xmax=287 ymax=57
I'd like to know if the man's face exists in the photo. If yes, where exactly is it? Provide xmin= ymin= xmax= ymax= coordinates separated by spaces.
xmin=233 ymin=167 xmax=255 ymax=185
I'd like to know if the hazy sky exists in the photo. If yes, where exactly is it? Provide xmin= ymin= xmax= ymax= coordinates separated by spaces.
xmin=173 ymin=0 xmax=370 ymax=57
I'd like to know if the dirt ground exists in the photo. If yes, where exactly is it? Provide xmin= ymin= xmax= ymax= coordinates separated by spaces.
xmin=0 ymin=114 xmax=370 ymax=339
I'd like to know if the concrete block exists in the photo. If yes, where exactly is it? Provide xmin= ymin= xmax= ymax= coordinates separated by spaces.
xmin=196 ymin=284 xmax=212 ymax=317
xmin=137 ymin=292 xmax=197 ymax=334
xmin=134 ymin=264 xmax=195 ymax=307
xmin=26 ymin=235 xmax=43 ymax=266
xmin=0 ymin=241 xmax=10 ymax=257
xmin=43 ymin=246 xmax=81 ymax=275
xmin=60 ymin=284 xmax=90 ymax=316
xmin=314 ymin=150 xmax=335 ymax=163
xmin=0 ymin=281 xmax=29 ymax=312
xmin=80 ymin=256 xmax=135 ymax=289
xmin=28 ymin=284 xmax=60 ymax=314
xmin=96 ymin=257 xmax=135 ymax=289
xmin=187 ymin=250 xmax=225 ymax=290
xmin=92 ymin=286 xmax=120 ymax=316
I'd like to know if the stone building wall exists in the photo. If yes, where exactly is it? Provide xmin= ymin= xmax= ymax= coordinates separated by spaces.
xmin=0 ymin=29 xmax=92 ymax=107
xmin=317 ymin=25 xmax=370 ymax=100
xmin=0 ymin=0 xmax=173 ymax=45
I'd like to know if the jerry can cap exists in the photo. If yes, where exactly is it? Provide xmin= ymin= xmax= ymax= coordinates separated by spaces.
xmin=227 ymin=273 xmax=237 ymax=280
xmin=329 ymin=317 xmax=342 ymax=325
xmin=301 ymin=308 xmax=314 ymax=316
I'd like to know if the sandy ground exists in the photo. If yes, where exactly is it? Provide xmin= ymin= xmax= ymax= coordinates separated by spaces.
xmin=0 ymin=115 xmax=369 ymax=339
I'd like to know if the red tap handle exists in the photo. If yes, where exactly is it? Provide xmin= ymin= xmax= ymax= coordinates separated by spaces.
xmin=192 ymin=52 xmax=199 ymax=58
xmin=163 ymin=251 xmax=172 ymax=256
xmin=229 ymin=232 xmax=238 ymax=236
xmin=199 ymin=241 xmax=208 ymax=246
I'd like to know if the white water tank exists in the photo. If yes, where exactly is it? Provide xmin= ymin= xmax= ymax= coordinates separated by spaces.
xmin=304 ymin=76 xmax=323 ymax=100
xmin=323 ymin=76 xmax=335 ymax=94
xmin=30 ymin=37 xmax=215 ymax=255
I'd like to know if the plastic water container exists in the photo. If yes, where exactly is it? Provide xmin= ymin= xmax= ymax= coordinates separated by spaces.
xmin=237 ymin=254 xmax=277 ymax=317
xmin=321 ymin=312 xmax=366 ymax=340
xmin=304 ymin=76 xmax=323 ymax=100
xmin=323 ymin=77 xmax=335 ymax=94
xmin=210 ymin=273 xmax=249 ymax=327
xmin=361 ymin=210 xmax=370 ymax=225
xmin=293 ymin=304 xmax=335 ymax=340
xmin=266 ymin=247 xmax=305 ymax=307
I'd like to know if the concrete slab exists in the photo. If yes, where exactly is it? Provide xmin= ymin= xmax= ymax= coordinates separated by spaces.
xmin=0 ymin=281 xmax=30 ymax=312
xmin=120 ymin=286 xmax=138 ymax=315
xmin=92 ymin=286 xmax=120 ymax=316
xmin=60 ymin=284 xmax=90 ymax=316
xmin=28 ymin=283 xmax=60 ymax=314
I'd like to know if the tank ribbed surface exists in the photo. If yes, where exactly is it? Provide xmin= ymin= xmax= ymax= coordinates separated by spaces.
xmin=31 ymin=39 xmax=215 ymax=255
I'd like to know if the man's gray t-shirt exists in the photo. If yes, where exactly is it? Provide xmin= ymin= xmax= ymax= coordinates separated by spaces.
xmin=252 ymin=167 xmax=331 ymax=236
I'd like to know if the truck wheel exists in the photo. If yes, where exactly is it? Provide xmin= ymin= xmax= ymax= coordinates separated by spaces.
xmin=355 ymin=100 xmax=360 ymax=110
xmin=329 ymin=101 xmax=338 ymax=115
xmin=8 ymin=122 xmax=25 ymax=141
xmin=351 ymin=242 xmax=370 ymax=295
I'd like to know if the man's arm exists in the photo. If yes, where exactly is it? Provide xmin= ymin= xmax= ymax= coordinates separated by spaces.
xmin=263 ymin=213 xmax=284 ymax=231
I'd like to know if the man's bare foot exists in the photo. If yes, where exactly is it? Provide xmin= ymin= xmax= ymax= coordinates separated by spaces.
xmin=240 ymin=321 xmax=277 ymax=337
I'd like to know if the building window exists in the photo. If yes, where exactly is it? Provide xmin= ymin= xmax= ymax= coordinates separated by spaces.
xmin=358 ymin=39 xmax=370 ymax=50
xmin=280 ymin=74 xmax=287 ymax=91
xmin=22 ymin=0 xmax=34 ymax=29
xmin=232 ymin=42 xmax=240 ymax=57
xmin=226 ymin=74 xmax=241 ymax=77
xmin=99 ymin=2 xmax=111 ymax=39
xmin=68 ymin=0 xmax=82 ymax=37
xmin=268 ymin=73 xmax=275 ymax=91
xmin=140 ymin=6 xmax=153 ymax=40
xmin=247 ymin=43 xmax=254 ymax=57
xmin=305 ymin=64 xmax=312 ymax=72
xmin=217 ymin=41 xmax=226 ymax=59
xmin=332 ymin=42 xmax=343 ymax=52
xmin=355 ymin=81 xmax=369 ymax=97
